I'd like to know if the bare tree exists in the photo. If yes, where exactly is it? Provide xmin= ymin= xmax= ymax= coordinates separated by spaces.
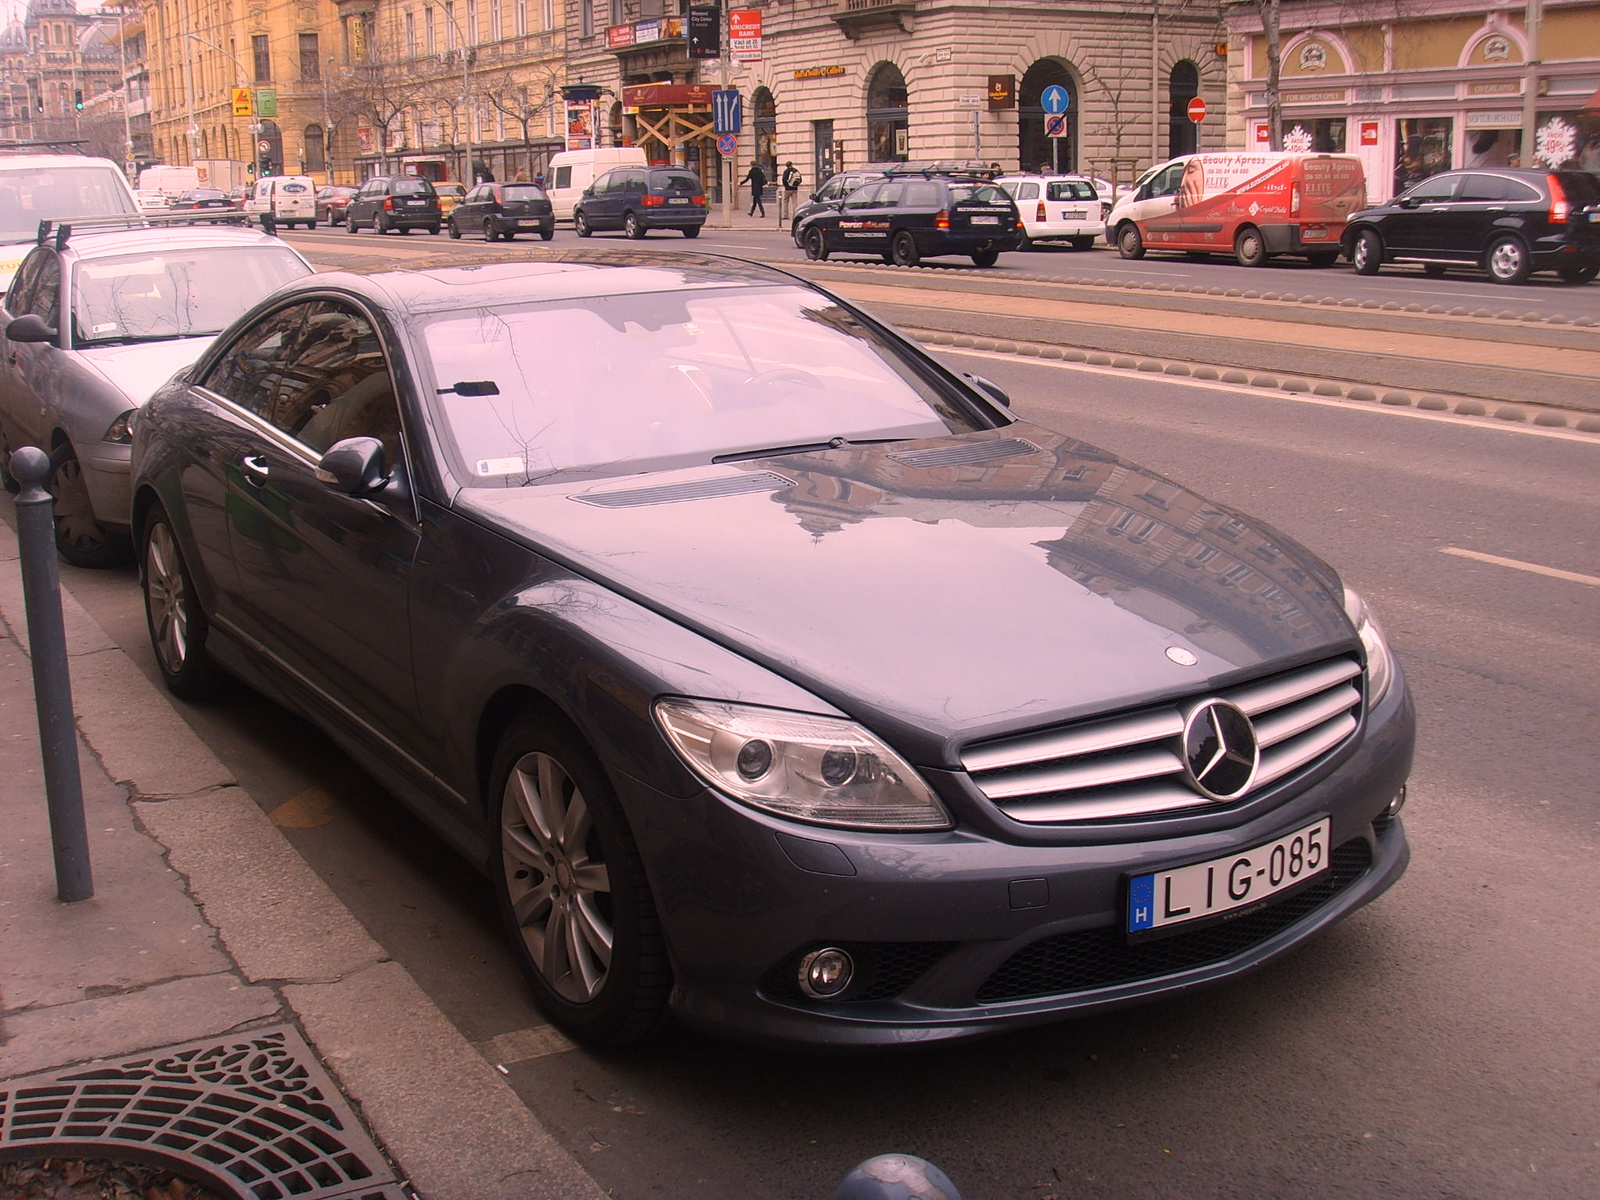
xmin=482 ymin=67 xmax=559 ymax=181
xmin=1082 ymin=46 xmax=1148 ymax=191
xmin=1257 ymin=0 xmax=1283 ymax=151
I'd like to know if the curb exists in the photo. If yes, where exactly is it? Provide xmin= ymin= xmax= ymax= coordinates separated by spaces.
xmin=0 ymin=511 xmax=605 ymax=1200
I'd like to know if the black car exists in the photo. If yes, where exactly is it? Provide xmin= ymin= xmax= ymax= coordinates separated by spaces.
xmin=129 ymin=252 xmax=1412 ymax=1049
xmin=573 ymin=166 xmax=705 ymax=238
xmin=789 ymin=170 xmax=885 ymax=242
xmin=1344 ymin=167 xmax=1600 ymax=284
xmin=797 ymin=169 xmax=1024 ymax=267
xmin=346 ymin=175 xmax=442 ymax=235
xmin=173 ymin=189 xmax=232 ymax=212
xmin=448 ymin=182 xmax=555 ymax=241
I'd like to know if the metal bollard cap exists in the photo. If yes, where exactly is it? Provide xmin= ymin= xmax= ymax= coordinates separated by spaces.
xmin=9 ymin=444 xmax=50 ymax=495
xmin=831 ymin=1154 xmax=964 ymax=1200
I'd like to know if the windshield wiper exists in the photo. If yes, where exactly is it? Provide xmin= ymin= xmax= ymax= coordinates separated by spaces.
xmin=712 ymin=436 xmax=901 ymax=464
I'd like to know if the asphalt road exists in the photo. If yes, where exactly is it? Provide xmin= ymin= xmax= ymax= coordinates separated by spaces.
xmin=49 ymin=319 xmax=1600 ymax=1196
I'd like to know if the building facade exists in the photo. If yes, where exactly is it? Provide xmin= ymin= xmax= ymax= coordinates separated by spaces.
xmin=0 ymin=0 xmax=121 ymax=149
xmin=1223 ymin=1 xmax=1600 ymax=202
xmin=564 ymin=0 xmax=1229 ymax=197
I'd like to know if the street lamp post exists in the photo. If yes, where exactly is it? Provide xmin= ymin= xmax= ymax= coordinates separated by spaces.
xmin=186 ymin=31 xmax=261 ymax=175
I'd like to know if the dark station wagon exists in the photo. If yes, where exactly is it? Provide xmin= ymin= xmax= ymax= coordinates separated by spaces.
xmin=796 ymin=168 xmax=1024 ymax=267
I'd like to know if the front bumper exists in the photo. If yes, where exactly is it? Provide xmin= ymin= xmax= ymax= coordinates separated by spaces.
xmin=80 ymin=441 xmax=133 ymax=529
xmin=614 ymin=667 xmax=1416 ymax=1047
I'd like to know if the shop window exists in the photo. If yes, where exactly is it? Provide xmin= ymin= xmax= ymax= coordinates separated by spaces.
xmin=1280 ymin=118 xmax=1345 ymax=153
xmin=866 ymin=63 xmax=908 ymax=164
xmin=1394 ymin=117 xmax=1452 ymax=194
xmin=1466 ymin=128 xmax=1520 ymax=169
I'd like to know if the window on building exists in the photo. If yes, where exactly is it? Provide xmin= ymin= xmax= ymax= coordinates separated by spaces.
xmin=445 ymin=1 xmax=457 ymax=47
xmin=610 ymin=0 xmax=623 ymax=25
xmin=299 ymin=33 xmax=320 ymax=81
xmin=866 ymin=63 xmax=909 ymax=164
xmin=425 ymin=7 xmax=436 ymax=53
xmin=491 ymin=0 xmax=501 ymax=41
xmin=1168 ymin=61 xmax=1199 ymax=158
xmin=542 ymin=0 xmax=554 ymax=30
xmin=467 ymin=0 xmax=478 ymax=43
xmin=640 ymin=0 xmax=665 ymax=15
xmin=252 ymin=34 xmax=271 ymax=82
xmin=305 ymin=123 xmax=326 ymax=171
xmin=516 ymin=0 xmax=526 ymax=36
xmin=406 ymin=11 xmax=417 ymax=55
xmin=580 ymin=0 xmax=593 ymax=38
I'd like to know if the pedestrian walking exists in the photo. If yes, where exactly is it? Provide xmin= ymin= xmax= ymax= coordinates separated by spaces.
xmin=743 ymin=161 xmax=767 ymax=217
xmin=779 ymin=161 xmax=802 ymax=223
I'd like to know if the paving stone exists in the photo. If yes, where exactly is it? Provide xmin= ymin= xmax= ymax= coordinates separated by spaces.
xmin=1136 ymin=359 xmax=1163 ymax=372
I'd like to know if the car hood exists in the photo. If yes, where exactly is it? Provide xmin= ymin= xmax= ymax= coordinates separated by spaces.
xmin=455 ymin=425 xmax=1354 ymax=751
xmin=75 ymin=338 xmax=213 ymax=405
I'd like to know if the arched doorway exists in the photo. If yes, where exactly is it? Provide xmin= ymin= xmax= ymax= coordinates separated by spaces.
xmin=866 ymin=63 xmax=908 ymax=164
xmin=752 ymin=87 xmax=776 ymax=179
xmin=304 ymin=124 xmax=327 ymax=174
xmin=1019 ymin=59 xmax=1077 ymax=174
xmin=1168 ymin=61 xmax=1200 ymax=157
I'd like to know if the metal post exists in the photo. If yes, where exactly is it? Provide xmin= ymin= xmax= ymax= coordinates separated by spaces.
xmin=10 ymin=446 xmax=92 ymax=903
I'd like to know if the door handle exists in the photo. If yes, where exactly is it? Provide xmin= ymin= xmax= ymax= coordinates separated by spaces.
xmin=241 ymin=455 xmax=270 ymax=486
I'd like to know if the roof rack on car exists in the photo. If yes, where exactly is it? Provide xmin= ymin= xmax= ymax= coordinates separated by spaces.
xmin=0 ymin=139 xmax=90 ymax=154
xmin=880 ymin=159 xmax=994 ymax=179
xmin=37 ymin=211 xmax=251 ymax=249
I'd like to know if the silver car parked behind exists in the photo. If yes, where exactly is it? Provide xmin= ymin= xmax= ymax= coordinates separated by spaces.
xmin=0 ymin=214 xmax=312 ymax=566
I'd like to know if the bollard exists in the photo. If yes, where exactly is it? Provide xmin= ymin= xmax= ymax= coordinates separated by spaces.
xmin=831 ymin=1154 xmax=963 ymax=1200
xmin=11 ymin=445 xmax=93 ymax=902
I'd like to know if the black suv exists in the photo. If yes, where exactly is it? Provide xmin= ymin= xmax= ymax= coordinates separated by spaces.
xmin=573 ymin=166 xmax=705 ymax=238
xmin=346 ymin=176 xmax=442 ymax=235
xmin=448 ymin=182 xmax=555 ymax=241
xmin=795 ymin=168 xmax=1023 ymax=267
xmin=1344 ymin=168 xmax=1600 ymax=284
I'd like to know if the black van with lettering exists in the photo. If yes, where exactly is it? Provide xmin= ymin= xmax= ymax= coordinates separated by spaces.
xmin=795 ymin=166 xmax=1023 ymax=267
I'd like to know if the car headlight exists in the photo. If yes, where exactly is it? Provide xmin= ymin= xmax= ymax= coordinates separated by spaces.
xmin=654 ymin=697 xmax=952 ymax=832
xmin=102 ymin=410 xmax=136 ymax=444
xmin=1342 ymin=585 xmax=1394 ymax=704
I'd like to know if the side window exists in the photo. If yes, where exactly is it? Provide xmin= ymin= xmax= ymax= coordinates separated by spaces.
xmin=622 ymin=170 xmax=647 ymax=192
xmin=25 ymin=254 xmax=62 ymax=329
xmin=842 ymin=183 xmax=882 ymax=210
xmin=5 ymin=250 xmax=48 ymax=317
xmin=1457 ymin=174 xmax=1508 ymax=202
xmin=875 ymin=182 xmax=905 ymax=207
xmin=1016 ymin=182 xmax=1038 ymax=200
xmin=200 ymin=304 xmax=309 ymax=418
xmin=1405 ymin=175 xmax=1459 ymax=203
xmin=268 ymin=302 xmax=402 ymax=463
xmin=591 ymin=172 xmax=612 ymax=193
xmin=903 ymin=181 xmax=940 ymax=206
xmin=552 ymin=165 xmax=571 ymax=189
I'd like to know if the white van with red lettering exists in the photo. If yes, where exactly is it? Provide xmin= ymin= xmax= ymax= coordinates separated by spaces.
xmin=1105 ymin=152 xmax=1366 ymax=267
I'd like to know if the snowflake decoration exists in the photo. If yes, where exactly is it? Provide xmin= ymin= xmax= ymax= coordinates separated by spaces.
xmin=1536 ymin=116 xmax=1578 ymax=167
xmin=1283 ymin=125 xmax=1316 ymax=154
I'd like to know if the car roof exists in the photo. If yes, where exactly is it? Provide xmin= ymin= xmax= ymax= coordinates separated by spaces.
xmin=270 ymin=251 xmax=808 ymax=317
xmin=53 ymin=224 xmax=304 ymax=260
xmin=0 ymin=153 xmax=126 ymax=171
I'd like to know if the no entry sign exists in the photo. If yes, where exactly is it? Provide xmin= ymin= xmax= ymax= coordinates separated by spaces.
xmin=1187 ymin=97 xmax=1208 ymax=123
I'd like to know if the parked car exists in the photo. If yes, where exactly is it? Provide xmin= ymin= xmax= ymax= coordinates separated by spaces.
xmin=172 ymin=188 xmax=233 ymax=214
xmin=546 ymin=147 xmax=649 ymax=221
xmin=448 ymin=182 xmax=555 ymax=241
xmin=316 ymin=184 xmax=359 ymax=226
xmin=1106 ymin=152 xmax=1366 ymax=267
xmin=0 ymin=215 xmax=312 ymax=565
xmin=789 ymin=170 xmax=885 ymax=242
xmin=345 ymin=175 xmax=442 ymax=235
xmin=572 ymin=166 xmax=705 ymax=238
xmin=1344 ymin=167 xmax=1600 ymax=285
xmin=134 ymin=189 xmax=169 ymax=213
xmin=996 ymin=174 xmax=1105 ymax=250
xmin=796 ymin=167 xmax=1024 ymax=267
xmin=228 ymin=186 xmax=250 ymax=209
xmin=245 ymin=175 xmax=318 ymax=229
xmin=434 ymin=181 xmax=468 ymax=217
xmin=127 ymin=251 xmax=1412 ymax=1049
xmin=0 ymin=152 xmax=141 ymax=292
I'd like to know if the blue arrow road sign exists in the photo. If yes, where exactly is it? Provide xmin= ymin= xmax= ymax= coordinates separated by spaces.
xmin=1041 ymin=84 xmax=1070 ymax=115
xmin=713 ymin=89 xmax=743 ymax=135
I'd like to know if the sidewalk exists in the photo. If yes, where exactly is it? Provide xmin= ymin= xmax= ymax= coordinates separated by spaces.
xmin=0 ymin=504 xmax=604 ymax=1200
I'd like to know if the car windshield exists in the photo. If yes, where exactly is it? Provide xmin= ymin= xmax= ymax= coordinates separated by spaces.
xmin=1047 ymin=180 xmax=1098 ymax=201
xmin=71 ymin=245 xmax=310 ymax=346
xmin=0 ymin=165 xmax=137 ymax=244
xmin=417 ymin=284 xmax=985 ymax=486
xmin=501 ymin=185 xmax=546 ymax=201
xmin=393 ymin=179 xmax=434 ymax=196
xmin=650 ymin=173 xmax=701 ymax=193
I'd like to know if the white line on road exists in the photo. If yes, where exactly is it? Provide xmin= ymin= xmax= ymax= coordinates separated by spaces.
xmin=1440 ymin=547 xmax=1600 ymax=587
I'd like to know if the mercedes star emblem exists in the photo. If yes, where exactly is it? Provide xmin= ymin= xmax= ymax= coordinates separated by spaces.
xmin=1180 ymin=699 xmax=1260 ymax=801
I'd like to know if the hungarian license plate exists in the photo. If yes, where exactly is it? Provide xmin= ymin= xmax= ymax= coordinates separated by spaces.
xmin=1302 ymin=225 xmax=1329 ymax=239
xmin=518 ymin=219 xmax=539 ymax=226
xmin=971 ymin=215 xmax=1000 ymax=225
xmin=1064 ymin=209 xmax=1088 ymax=219
xmin=1126 ymin=817 xmax=1330 ymax=940
xmin=669 ymin=197 xmax=689 ymax=204
xmin=406 ymin=199 xmax=426 ymax=206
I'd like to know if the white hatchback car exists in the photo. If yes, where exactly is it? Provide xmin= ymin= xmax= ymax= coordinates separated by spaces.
xmin=996 ymin=174 xmax=1106 ymax=250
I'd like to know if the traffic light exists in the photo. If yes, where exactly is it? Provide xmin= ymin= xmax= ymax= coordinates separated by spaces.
xmin=74 ymin=89 xmax=83 ymax=111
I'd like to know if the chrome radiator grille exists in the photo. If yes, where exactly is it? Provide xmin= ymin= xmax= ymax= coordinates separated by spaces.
xmin=961 ymin=656 xmax=1363 ymax=824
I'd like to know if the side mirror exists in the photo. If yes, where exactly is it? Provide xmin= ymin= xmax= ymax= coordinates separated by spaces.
xmin=315 ymin=436 xmax=390 ymax=496
xmin=6 ymin=313 xmax=58 ymax=344
xmin=1396 ymin=196 xmax=1419 ymax=209
xmin=962 ymin=372 xmax=1011 ymax=409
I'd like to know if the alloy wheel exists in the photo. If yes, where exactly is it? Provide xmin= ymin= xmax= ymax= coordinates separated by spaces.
xmin=144 ymin=520 xmax=191 ymax=678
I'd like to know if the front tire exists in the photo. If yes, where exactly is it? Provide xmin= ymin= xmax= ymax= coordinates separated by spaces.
xmin=48 ymin=444 xmax=129 ymax=568
xmin=891 ymin=230 xmax=920 ymax=267
xmin=491 ymin=714 xmax=670 ymax=1046
xmin=142 ymin=509 xmax=225 ymax=699
xmin=1486 ymin=235 xmax=1530 ymax=284
xmin=804 ymin=228 xmax=828 ymax=260
xmin=1234 ymin=226 xmax=1268 ymax=267
xmin=1352 ymin=229 xmax=1382 ymax=275
xmin=1117 ymin=223 xmax=1144 ymax=259
xmin=574 ymin=211 xmax=592 ymax=238
xmin=448 ymin=217 xmax=462 ymax=239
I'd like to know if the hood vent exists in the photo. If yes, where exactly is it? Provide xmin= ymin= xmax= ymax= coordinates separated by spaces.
xmin=889 ymin=438 xmax=1041 ymax=469
xmin=574 ymin=471 xmax=795 ymax=509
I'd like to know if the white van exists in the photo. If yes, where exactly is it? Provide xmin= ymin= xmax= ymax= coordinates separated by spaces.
xmin=546 ymin=148 xmax=647 ymax=220
xmin=245 ymin=175 xmax=318 ymax=230
xmin=0 ymin=154 xmax=140 ymax=291
xmin=138 ymin=165 xmax=201 ymax=200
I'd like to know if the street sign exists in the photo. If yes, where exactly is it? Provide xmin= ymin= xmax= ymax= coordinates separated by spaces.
xmin=717 ymin=133 xmax=738 ymax=157
xmin=1188 ymin=97 xmax=1208 ymax=123
xmin=687 ymin=6 xmax=719 ymax=59
xmin=258 ymin=139 xmax=271 ymax=153
xmin=255 ymin=88 xmax=277 ymax=118
xmin=956 ymin=96 xmax=983 ymax=108
xmin=1041 ymin=84 xmax=1070 ymax=115
xmin=231 ymin=87 xmax=252 ymax=116
xmin=712 ymin=89 xmax=742 ymax=135
xmin=1046 ymin=114 xmax=1069 ymax=138
xmin=730 ymin=9 xmax=762 ymax=64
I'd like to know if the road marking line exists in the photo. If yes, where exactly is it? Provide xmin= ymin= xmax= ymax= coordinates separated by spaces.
xmin=1440 ymin=547 xmax=1600 ymax=587
xmin=475 ymin=1024 xmax=578 ymax=1066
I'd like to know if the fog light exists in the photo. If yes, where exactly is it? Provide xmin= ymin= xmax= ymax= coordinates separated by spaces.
xmin=1385 ymin=785 xmax=1408 ymax=818
xmin=798 ymin=947 xmax=854 ymax=999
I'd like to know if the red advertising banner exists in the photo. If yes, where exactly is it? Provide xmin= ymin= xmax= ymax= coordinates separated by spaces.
xmin=607 ymin=24 xmax=634 ymax=48
xmin=1359 ymin=120 xmax=1379 ymax=146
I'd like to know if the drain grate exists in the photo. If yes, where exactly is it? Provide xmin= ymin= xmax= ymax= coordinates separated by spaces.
xmin=0 ymin=1027 xmax=409 ymax=1200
